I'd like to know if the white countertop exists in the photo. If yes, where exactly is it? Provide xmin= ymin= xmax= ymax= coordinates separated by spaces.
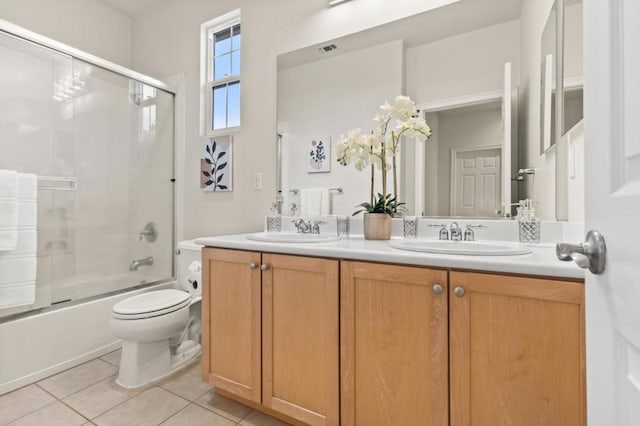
xmin=195 ymin=233 xmax=585 ymax=280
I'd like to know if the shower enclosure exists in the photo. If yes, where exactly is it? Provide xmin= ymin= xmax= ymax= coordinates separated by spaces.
xmin=0 ymin=22 xmax=175 ymax=319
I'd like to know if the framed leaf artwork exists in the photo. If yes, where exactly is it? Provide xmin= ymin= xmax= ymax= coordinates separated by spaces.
xmin=201 ymin=135 xmax=232 ymax=192
xmin=307 ymin=137 xmax=331 ymax=173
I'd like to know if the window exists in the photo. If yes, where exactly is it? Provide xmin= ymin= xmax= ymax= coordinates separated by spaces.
xmin=201 ymin=11 xmax=241 ymax=135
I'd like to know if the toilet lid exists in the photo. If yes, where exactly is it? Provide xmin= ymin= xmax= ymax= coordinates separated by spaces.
xmin=112 ymin=289 xmax=190 ymax=319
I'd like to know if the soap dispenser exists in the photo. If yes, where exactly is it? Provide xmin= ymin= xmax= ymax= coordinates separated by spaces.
xmin=517 ymin=199 xmax=540 ymax=244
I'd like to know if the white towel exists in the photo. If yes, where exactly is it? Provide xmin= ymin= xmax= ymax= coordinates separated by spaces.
xmin=300 ymin=187 xmax=330 ymax=216
xmin=0 ymin=170 xmax=18 ymax=251
xmin=0 ymin=173 xmax=37 ymax=308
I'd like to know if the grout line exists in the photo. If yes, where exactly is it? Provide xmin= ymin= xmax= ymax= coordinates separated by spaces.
xmin=56 ymin=398 xmax=93 ymax=423
xmin=2 ymin=399 xmax=59 ymax=425
xmin=87 ymin=385 xmax=159 ymax=421
xmin=157 ymin=403 xmax=192 ymax=425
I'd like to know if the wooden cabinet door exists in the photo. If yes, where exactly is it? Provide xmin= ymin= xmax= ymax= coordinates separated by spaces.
xmin=262 ymin=254 xmax=339 ymax=426
xmin=449 ymin=271 xmax=585 ymax=426
xmin=202 ymin=248 xmax=261 ymax=403
xmin=341 ymin=261 xmax=448 ymax=426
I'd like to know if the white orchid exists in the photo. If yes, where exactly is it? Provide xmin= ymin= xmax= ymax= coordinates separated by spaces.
xmin=336 ymin=95 xmax=432 ymax=212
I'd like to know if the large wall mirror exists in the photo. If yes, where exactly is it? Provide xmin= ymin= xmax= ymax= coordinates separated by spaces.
xmin=276 ymin=0 xmax=583 ymax=220
xmin=540 ymin=0 xmax=583 ymax=155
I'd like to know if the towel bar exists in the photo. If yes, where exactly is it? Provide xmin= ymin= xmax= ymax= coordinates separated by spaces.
xmin=289 ymin=187 xmax=343 ymax=195
xmin=37 ymin=176 xmax=77 ymax=191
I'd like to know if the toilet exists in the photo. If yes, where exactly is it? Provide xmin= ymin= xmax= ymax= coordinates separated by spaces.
xmin=111 ymin=240 xmax=203 ymax=388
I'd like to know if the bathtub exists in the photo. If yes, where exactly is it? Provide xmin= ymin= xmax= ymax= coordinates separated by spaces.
xmin=0 ymin=280 xmax=173 ymax=395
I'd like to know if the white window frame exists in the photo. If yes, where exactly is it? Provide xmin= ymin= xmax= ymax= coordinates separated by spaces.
xmin=200 ymin=9 xmax=241 ymax=137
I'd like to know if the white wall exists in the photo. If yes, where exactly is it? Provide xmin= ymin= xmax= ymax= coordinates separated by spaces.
xmin=0 ymin=0 xmax=131 ymax=66
xmin=278 ymin=40 xmax=404 ymax=216
xmin=406 ymin=20 xmax=520 ymax=104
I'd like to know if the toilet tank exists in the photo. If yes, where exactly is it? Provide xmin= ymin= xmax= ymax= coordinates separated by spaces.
xmin=176 ymin=240 xmax=203 ymax=296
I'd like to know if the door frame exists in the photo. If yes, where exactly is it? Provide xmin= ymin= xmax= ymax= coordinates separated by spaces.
xmin=449 ymin=144 xmax=502 ymax=216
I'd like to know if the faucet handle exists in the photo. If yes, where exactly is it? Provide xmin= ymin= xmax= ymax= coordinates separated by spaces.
xmin=439 ymin=225 xmax=449 ymax=240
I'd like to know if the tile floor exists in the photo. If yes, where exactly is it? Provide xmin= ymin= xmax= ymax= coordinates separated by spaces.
xmin=0 ymin=350 xmax=290 ymax=426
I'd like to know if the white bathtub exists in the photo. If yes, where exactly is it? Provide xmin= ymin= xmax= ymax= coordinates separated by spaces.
xmin=0 ymin=281 xmax=173 ymax=395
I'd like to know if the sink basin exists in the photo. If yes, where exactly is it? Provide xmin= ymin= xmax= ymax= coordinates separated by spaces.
xmin=389 ymin=239 xmax=532 ymax=256
xmin=247 ymin=232 xmax=340 ymax=243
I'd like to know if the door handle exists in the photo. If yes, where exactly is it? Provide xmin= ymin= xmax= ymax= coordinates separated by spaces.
xmin=556 ymin=230 xmax=606 ymax=275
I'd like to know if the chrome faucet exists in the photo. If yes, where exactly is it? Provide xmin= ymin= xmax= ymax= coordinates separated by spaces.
xmin=450 ymin=222 xmax=462 ymax=241
xmin=293 ymin=218 xmax=312 ymax=234
xmin=129 ymin=256 xmax=154 ymax=271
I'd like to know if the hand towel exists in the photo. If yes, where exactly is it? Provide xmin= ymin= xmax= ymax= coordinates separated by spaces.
xmin=300 ymin=187 xmax=330 ymax=216
xmin=0 ymin=170 xmax=18 ymax=251
xmin=0 ymin=173 xmax=37 ymax=308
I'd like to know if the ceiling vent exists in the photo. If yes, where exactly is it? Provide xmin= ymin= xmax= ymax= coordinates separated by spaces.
xmin=319 ymin=44 xmax=338 ymax=53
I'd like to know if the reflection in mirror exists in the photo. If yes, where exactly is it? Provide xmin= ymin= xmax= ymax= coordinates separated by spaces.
xmin=276 ymin=0 xmax=578 ymax=220
xmin=540 ymin=1 xmax=557 ymax=153
xmin=562 ymin=0 xmax=583 ymax=134
xmin=422 ymin=100 xmax=504 ymax=217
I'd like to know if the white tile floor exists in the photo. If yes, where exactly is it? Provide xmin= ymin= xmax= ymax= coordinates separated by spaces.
xmin=0 ymin=351 xmax=290 ymax=426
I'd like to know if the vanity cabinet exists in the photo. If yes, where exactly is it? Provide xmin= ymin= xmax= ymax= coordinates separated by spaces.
xmin=202 ymin=247 xmax=585 ymax=426
xmin=340 ymin=261 xmax=449 ymax=426
xmin=202 ymin=248 xmax=340 ymax=426
xmin=449 ymin=271 xmax=585 ymax=426
xmin=201 ymin=248 xmax=262 ymax=403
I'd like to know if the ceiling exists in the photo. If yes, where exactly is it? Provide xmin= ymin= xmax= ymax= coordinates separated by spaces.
xmin=278 ymin=0 xmax=524 ymax=69
xmin=98 ymin=0 xmax=170 ymax=17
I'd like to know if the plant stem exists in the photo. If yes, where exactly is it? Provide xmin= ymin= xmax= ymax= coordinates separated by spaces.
xmin=381 ymin=137 xmax=387 ymax=210
xmin=392 ymin=131 xmax=398 ymax=203
xmin=370 ymin=163 xmax=374 ymax=206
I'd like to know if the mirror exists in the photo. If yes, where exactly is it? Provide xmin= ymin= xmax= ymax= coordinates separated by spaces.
xmin=562 ymin=0 xmax=583 ymax=135
xmin=276 ymin=0 xmax=582 ymax=220
xmin=540 ymin=1 xmax=557 ymax=153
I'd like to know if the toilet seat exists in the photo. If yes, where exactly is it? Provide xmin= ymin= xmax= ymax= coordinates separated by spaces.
xmin=112 ymin=289 xmax=191 ymax=320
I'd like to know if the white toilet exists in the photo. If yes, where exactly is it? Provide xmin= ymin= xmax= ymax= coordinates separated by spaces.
xmin=111 ymin=240 xmax=203 ymax=388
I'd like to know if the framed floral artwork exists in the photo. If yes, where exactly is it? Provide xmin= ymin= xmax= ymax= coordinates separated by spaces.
xmin=307 ymin=137 xmax=331 ymax=173
xmin=201 ymin=135 xmax=232 ymax=192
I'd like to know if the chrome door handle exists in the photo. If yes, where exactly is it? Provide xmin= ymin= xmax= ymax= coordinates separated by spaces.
xmin=454 ymin=287 xmax=465 ymax=297
xmin=249 ymin=262 xmax=258 ymax=269
xmin=432 ymin=284 xmax=443 ymax=295
xmin=556 ymin=230 xmax=607 ymax=275
xmin=260 ymin=264 xmax=269 ymax=271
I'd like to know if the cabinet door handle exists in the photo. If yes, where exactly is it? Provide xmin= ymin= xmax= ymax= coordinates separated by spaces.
xmin=454 ymin=287 xmax=465 ymax=297
xmin=432 ymin=284 xmax=443 ymax=295
xmin=249 ymin=262 xmax=258 ymax=269
xmin=260 ymin=264 xmax=269 ymax=271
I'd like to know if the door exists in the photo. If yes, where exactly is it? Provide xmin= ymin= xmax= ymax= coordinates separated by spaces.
xmin=262 ymin=254 xmax=339 ymax=426
xmin=451 ymin=147 xmax=502 ymax=217
xmin=201 ymin=248 xmax=261 ymax=403
xmin=584 ymin=1 xmax=640 ymax=424
xmin=341 ymin=261 xmax=448 ymax=426
xmin=449 ymin=271 xmax=585 ymax=426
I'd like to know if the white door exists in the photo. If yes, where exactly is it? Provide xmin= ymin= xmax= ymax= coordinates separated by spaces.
xmin=584 ymin=0 xmax=640 ymax=424
xmin=451 ymin=147 xmax=501 ymax=217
